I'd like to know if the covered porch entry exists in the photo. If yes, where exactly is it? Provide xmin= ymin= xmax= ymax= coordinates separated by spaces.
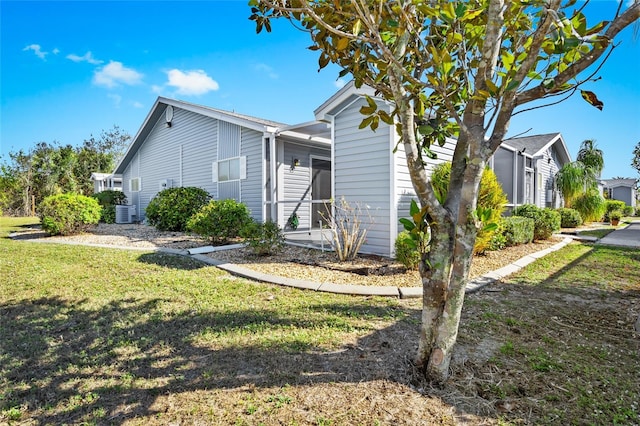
xmin=262 ymin=121 xmax=334 ymax=245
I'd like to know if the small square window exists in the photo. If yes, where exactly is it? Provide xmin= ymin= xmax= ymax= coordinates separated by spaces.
xmin=130 ymin=177 xmax=141 ymax=192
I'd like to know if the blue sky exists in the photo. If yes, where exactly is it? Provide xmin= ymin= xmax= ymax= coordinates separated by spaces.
xmin=1 ymin=0 xmax=639 ymax=179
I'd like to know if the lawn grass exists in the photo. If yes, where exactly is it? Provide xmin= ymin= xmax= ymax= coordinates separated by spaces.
xmin=1 ymin=217 xmax=639 ymax=425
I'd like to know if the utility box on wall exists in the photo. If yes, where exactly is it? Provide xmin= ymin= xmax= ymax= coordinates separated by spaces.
xmin=159 ymin=179 xmax=172 ymax=191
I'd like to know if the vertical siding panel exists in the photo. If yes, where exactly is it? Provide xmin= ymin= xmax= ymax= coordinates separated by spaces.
xmin=241 ymin=128 xmax=264 ymax=221
xmin=218 ymin=121 xmax=240 ymax=159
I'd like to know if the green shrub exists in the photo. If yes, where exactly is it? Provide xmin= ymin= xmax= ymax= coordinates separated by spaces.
xmin=573 ymin=189 xmax=606 ymax=222
xmin=240 ymin=220 xmax=284 ymax=256
xmin=38 ymin=193 xmax=102 ymax=236
xmin=187 ymin=198 xmax=252 ymax=244
xmin=499 ymin=216 xmax=535 ymax=246
xmin=430 ymin=162 xmax=507 ymax=253
xmin=603 ymin=200 xmax=626 ymax=222
xmin=92 ymin=190 xmax=127 ymax=224
xmin=487 ymin=231 xmax=507 ymax=251
xmin=512 ymin=204 xmax=560 ymax=240
xmin=394 ymin=230 xmax=429 ymax=270
xmin=623 ymin=205 xmax=634 ymax=217
xmin=145 ymin=187 xmax=210 ymax=232
xmin=557 ymin=208 xmax=583 ymax=228
xmin=609 ymin=209 xmax=622 ymax=221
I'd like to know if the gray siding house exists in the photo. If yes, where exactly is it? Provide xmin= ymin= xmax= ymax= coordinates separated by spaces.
xmin=314 ymin=82 xmax=571 ymax=257
xmin=490 ymin=132 xmax=571 ymax=210
xmin=601 ymin=178 xmax=638 ymax=208
xmin=113 ymin=97 xmax=332 ymax=230
xmin=314 ymin=83 xmax=455 ymax=256
xmin=109 ymin=86 xmax=572 ymax=258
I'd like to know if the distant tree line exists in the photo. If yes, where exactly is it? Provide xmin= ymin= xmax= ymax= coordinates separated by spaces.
xmin=0 ymin=126 xmax=130 ymax=216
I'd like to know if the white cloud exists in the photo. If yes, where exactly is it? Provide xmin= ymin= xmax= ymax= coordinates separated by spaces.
xmin=254 ymin=63 xmax=278 ymax=79
xmin=23 ymin=44 xmax=48 ymax=60
xmin=334 ymin=78 xmax=347 ymax=89
xmin=132 ymin=101 xmax=144 ymax=108
xmin=67 ymin=51 xmax=103 ymax=65
xmin=93 ymin=61 xmax=143 ymax=88
xmin=52 ymin=48 xmax=60 ymax=55
xmin=165 ymin=69 xmax=219 ymax=96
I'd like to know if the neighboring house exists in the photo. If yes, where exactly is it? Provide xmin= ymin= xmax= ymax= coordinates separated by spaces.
xmin=601 ymin=178 xmax=638 ymax=208
xmin=112 ymin=97 xmax=332 ymax=230
xmin=110 ymin=85 xmax=571 ymax=257
xmin=314 ymin=82 xmax=571 ymax=256
xmin=90 ymin=172 xmax=123 ymax=193
xmin=490 ymin=132 xmax=571 ymax=210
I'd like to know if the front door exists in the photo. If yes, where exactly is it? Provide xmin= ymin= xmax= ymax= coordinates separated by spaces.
xmin=311 ymin=158 xmax=331 ymax=229
xmin=525 ymin=170 xmax=534 ymax=204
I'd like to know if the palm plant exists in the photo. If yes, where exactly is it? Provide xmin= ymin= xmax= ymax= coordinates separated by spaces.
xmin=577 ymin=139 xmax=604 ymax=178
xmin=555 ymin=161 xmax=596 ymax=208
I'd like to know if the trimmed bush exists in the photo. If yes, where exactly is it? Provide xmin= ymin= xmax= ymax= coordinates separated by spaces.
xmin=573 ymin=189 xmax=606 ymax=222
xmin=92 ymin=190 xmax=127 ymax=224
xmin=38 ymin=193 xmax=102 ymax=236
xmin=187 ymin=198 xmax=252 ymax=244
xmin=241 ymin=220 xmax=284 ymax=256
xmin=394 ymin=230 xmax=429 ymax=270
xmin=603 ymin=200 xmax=626 ymax=222
xmin=623 ymin=205 xmax=634 ymax=217
xmin=430 ymin=162 xmax=507 ymax=254
xmin=500 ymin=216 xmax=535 ymax=246
xmin=557 ymin=208 xmax=583 ymax=228
xmin=512 ymin=204 xmax=560 ymax=240
xmin=145 ymin=187 xmax=211 ymax=232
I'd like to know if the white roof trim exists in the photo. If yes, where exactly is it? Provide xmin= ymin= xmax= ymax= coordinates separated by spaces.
xmin=314 ymin=80 xmax=377 ymax=121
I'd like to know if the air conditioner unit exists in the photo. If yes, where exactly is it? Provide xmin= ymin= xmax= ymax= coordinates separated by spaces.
xmin=115 ymin=205 xmax=131 ymax=224
xmin=159 ymin=179 xmax=172 ymax=190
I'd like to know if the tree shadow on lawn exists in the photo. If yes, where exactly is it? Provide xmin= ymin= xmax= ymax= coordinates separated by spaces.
xmin=1 ymin=296 xmax=448 ymax=425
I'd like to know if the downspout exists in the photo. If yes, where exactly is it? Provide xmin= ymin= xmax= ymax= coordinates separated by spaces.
xmin=512 ymin=149 xmax=518 ymax=209
xmin=268 ymin=131 xmax=278 ymax=223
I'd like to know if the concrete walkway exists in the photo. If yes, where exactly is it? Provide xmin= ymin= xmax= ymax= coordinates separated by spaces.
xmin=597 ymin=220 xmax=640 ymax=249
xmin=184 ymin=237 xmax=574 ymax=299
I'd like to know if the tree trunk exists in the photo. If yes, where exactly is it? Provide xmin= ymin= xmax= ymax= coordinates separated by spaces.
xmin=415 ymin=159 xmax=484 ymax=383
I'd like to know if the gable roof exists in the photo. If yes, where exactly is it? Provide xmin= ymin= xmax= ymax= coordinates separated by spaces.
xmin=114 ymin=97 xmax=331 ymax=175
xmin=314 ymin=80 xmax=378 ymax=121
xmin=601 ymin=178 xmax=637 ymax=188
xmin=502 ymin=132 xmax=571 ymax=164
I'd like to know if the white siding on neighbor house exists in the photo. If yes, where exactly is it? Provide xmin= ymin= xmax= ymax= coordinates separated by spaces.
xmin=333 ymin=97 xmax=391 ymax=256
xmin=281 ymin=140 xmax=331 ymax=230
xmin=241 ymin=128 xmax=264 ymax=221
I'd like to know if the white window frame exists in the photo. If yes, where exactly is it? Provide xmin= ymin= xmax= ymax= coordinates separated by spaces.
xmin=212 ymin=156 xmax=246 ymax=183
xmin=130 ymin=177 xmax=141 ymax=192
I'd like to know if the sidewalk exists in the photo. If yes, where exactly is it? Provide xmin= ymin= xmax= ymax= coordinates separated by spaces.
xmin=597 ymin=220 xmax=640 ymax=249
